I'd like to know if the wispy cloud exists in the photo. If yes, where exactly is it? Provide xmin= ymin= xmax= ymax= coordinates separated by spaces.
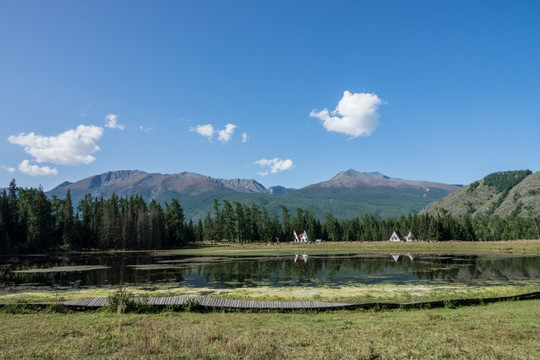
xmin=80 ymin=104 xmax=91 ymax=118
xmin=139 ymin=125 xmax=153 ymax=132
xmin=242 ymin=132 xmax=248 ymax=143
xmin=218 ymin=124 xmax=237 ymax=143
xmin=18 ymin=160 xmax=58 ymax=176
xmin=310 ymin=91 xmax=383 ymax=137
xmin=254 ymin=157 xmax=294 ymax=176
xmin=8 ymin=124 xmax=104 ymax=166
xmin=2 ymin=166 xmax=16 ymax=173
xmin=105 ymin=114 xmax=125 ymax=130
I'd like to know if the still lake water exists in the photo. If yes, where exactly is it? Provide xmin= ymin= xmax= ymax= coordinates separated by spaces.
xmin=0 ymin=252 xmax=539 ymax=293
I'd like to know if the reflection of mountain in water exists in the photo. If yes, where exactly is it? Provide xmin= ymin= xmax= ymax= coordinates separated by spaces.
xmin=0 ymin=253 xmax=539 ymax=291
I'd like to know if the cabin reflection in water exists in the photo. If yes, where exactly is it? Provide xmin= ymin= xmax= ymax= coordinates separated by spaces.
xmin=391 ymin=254 xmax=414 ymax=262
xmin=294 ymin=254 xmax=308 ymax=263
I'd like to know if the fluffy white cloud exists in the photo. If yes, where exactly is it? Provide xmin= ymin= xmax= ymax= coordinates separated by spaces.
xmin=8 ymin=125 xmax=104 ymax=166
xmin=190 ymin=124 xmax=215 ymax=140
xmin=218 ymin=124 xmax=237 ymax=143
xmin=191 ymin=123 xmax=239 ymax=143
xmin=2 ymin=166 xmax=16 ymax=173
xmin=242 ymin=132 xmax=248 ymax=143
xmin=105 ymin=114 xmax=125 ymax=130
xmin=18 ymin=160 xmax=58 ymax=176
xmin=254 ymin=158 xmax=294 ymax=176
xmin=310 ymin=91 xmax=383 ymax=137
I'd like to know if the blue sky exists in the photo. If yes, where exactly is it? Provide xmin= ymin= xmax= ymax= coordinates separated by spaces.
xmin=1 ymin=0 xmax=539 ymax=191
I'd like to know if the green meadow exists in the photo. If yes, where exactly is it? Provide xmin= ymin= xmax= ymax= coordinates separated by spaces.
xmin=1 ymin=300 xmax=539 ymax=359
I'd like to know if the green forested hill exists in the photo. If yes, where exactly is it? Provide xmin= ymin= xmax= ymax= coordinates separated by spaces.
xmin=162 ymin=186 xmax=452 ymax=221
xmin=422 ymin=170 xmax=540 ymax=218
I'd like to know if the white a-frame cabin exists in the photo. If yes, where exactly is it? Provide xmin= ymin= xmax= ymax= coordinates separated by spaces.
xmin=293 ymin=230 xmax=308 ymax=243
xmin=389 ymin=231 xmax=404 ymax=242
xmin=389 ymin=231 xmax=414 ymax=242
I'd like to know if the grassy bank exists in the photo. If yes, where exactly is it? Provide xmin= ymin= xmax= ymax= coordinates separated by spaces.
xmin=2 ymin=283 xmax=538 ymax=305
xmin=1 ymin=300 xmax=538 ymax=359
xmin=162 ymin=239 xmax=540 ymax=256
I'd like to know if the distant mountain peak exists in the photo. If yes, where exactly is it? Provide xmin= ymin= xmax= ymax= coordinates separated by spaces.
xmin=337 ymin=169 xmax=386 ymax=178
xmin=268 ymin=185 xmax=294 ymax=194
xmin=307 ymin=169 xmax=460 ymax=192
xmin=49 ymin=170 xmax=270 ymax=198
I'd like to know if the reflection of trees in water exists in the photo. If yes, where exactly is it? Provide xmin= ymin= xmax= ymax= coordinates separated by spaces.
xmin=410 ymin=255 xmax=540 ymax=283
xmin=1 ymin=253 xmax=539 ymax=290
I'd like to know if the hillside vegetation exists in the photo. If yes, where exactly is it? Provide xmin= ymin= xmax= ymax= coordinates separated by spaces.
xmin=422 ymin=170 xmax=540 ymax=218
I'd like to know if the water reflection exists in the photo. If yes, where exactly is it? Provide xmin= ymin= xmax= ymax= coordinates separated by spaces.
xmin=0 ymin=252 xmax=538 ymax=292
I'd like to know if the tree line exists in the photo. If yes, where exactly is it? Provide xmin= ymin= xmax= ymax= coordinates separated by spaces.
xmin=1 ymin=180 xmax=539 ymax=253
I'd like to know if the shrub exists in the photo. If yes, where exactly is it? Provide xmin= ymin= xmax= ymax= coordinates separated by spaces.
xmin=183 ymin=299 xmax=202 ymax=312
xmin=108 ymin=283 xmax=137 ymax=314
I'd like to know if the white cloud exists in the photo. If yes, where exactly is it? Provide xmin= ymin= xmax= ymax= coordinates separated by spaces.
xmin=105 ymin=114 xmax=125 ymax=130
xmin=191 ymin=123 xmax=239 ymax=143
xmin=310 ymin=91 xmax=383 ymax=137
xmin=2 ymin=166 xmax=16 ymax=173
xmin=18 ymin=160 xmax=58 ymax=176
xmin=190 ymin=124 xmax=215 ymax=140
xmin=8 ymin=125 xmax=104 ymax=166
xmin=218 ymin=124 xmax=237 ymax=143
xmin=242 ymin=132 xmax=248 ymax=143
xmin=254 ymin=158 xmax=294 ymax=176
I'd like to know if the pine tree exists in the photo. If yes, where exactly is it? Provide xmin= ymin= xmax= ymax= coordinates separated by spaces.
xmin=222 ymin=200 xmax=236 ymax=242
xmin=279 ymin=205 xmax=291 ymax=241
xmin=234 ymin=201 xmax=246 ymax=243
xmin=101 ymin=194 xmax=122 ymax=249
xmin=62 ymin=190 xmax=74 ymax=249
xmin=212 ymin=199 xmax=224 ymax=241
xmin=165 ymin=199 xmax=185 ymax=246
xmin=136 ymin=202 xmax=150 ymax=249
xmin=150 ymin=200 xmax=165 ymax=249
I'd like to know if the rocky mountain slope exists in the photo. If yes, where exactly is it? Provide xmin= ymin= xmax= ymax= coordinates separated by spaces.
xmin=305 ymin=169 xmax=460 ymax=192
xmin=421 ymin=170 xmax=540 ymax=217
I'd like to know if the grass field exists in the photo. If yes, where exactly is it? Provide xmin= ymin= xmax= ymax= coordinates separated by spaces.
xmin=162 ymin=239 xmax=540 ymax=256
xmin=1 ymin=300 xmax=539 ymax=359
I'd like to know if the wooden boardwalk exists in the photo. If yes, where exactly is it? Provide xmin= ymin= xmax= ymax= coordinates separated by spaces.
xmin=3 ymin=290 xmax=539 ymax=311
xmin=60 ymin=297 xmax=352 ymax=310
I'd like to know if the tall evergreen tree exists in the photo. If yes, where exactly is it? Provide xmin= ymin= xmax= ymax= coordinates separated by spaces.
xmin=234 ymin=201 xmax=246 ymax=243
xmin=222 ymin=200 xmax=236 ymax=242
xmin=212 ymin=199 xmax=224 ymax=241
xmin=165 ymin=199 xmax=185 ymax=246
xmin=136 ymin=202 xmax=151 ymax=249
xmin=279 ymin=205 xmax=291 ymax=241
xmin=62 ymin=190 xmax=74 ymax=249
xmin=150 ymin=200 xmax=165 ymax=249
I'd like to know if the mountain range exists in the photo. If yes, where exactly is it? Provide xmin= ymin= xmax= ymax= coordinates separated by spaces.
xmin=46 ymin=169 xmax=461 ymax=221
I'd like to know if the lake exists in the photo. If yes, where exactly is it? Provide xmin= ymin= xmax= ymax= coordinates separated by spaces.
xmin=1 ymin=252 xmax=539 ymax=294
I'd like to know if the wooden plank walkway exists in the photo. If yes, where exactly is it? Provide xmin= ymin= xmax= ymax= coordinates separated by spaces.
xmin=2 ymin=291 xmax=539 ymax=311
xmin=61 ymin=296 xmax=352 ymax=310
